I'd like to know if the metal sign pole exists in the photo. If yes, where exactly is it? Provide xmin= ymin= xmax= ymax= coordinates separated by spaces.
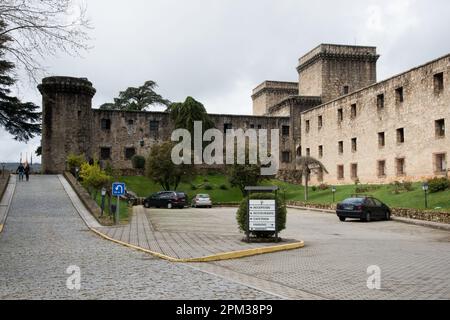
xmin=246 ymin=192 xmax=250 ymax=243
xmin=116 ymin=196 xmax=120 ymax=225
xmin=275 ymin=190 xmax=278 ymax=243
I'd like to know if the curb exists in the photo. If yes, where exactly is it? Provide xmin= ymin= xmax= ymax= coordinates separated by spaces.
xmin=59 ymin=174 xmax=306 ymax=262
xmin=288 ymin=206 xmax=450 ymax=231
xmin=0 ymin=175 xmax=15 ymax=234
xmin=90 ymin=227 xmax=305 ymax=263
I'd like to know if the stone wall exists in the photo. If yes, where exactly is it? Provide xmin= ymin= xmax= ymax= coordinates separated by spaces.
xmin=301 ymin=54 xmax=450 ymax=185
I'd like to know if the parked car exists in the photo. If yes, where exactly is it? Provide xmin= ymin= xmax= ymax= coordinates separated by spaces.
xmin=143 ymin=191 xmax=187 ymax=209
xmin=336 ymin=196 xmax=391 ymax=222
xmin=121 ymin=190 xmax=138 ymax=206
xmin=192 ymin=194 xmax=212 ymax=208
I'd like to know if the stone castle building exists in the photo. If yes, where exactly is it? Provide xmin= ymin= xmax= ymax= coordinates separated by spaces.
xmin=38 ymin=44 xmax=449 ymax=185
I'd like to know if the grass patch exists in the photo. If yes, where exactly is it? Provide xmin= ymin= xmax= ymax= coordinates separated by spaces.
xmin=94 ymin=192 xmax=130 ymax=223
xmin=118 ymin=175 xmax=450 ymax=211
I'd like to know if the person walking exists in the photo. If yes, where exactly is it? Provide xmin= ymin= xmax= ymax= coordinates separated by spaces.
xmin=24 ymin=162 xmax=31 ymax=182
xmin=16 ymin=163 xmax=25 ymax=181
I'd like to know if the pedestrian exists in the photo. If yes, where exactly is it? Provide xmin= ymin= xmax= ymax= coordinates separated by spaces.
xmin=24 ymin=162 xmax=31 ymax=182
xmin=16 ymin=163 xmax=25 ymax=181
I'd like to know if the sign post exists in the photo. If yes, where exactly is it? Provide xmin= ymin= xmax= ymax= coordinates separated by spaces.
xmin=244 ymin=186 xmax=279 ymax=243
xmin=112 ymin=182 xmax=126 ymax=225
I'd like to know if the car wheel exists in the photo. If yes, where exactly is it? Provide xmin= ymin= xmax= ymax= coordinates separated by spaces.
xmin=144 ymin=202 xmax=149 ymax=208
xmin=385 ymin=210 xmax=391 ymax=221
xmin=167 ymin=202 xmax=172 ymax=209
xmin=364 ymin=212 xmax=371 ymax=222
xmin=339 ymin=217 xmax=346 ymax=222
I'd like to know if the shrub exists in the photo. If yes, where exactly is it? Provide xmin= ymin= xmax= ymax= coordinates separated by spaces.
xmin=131 ymin=155 xmax=146 ymax=169
xmin=391 ymin=181 xmax=415 ymax=194
xmin=427 ymin=177 xmax=450 ymax=193
xmin=79 ymin=162 xmax=111 ymax=198
xmin=236 ymin=193 xmax=286 ymax=238
xmin=355 ymin=184 xmax=380 ymax=194
xmin=219 ymin=184 xmax=228 ymax=190
xmin=204 ymin=183 xmax=213 ymax=190
xmin=191 ymin=184 xmax=198 ymax=191
xmin=318 ymin=183 xmax=329 ymax=191
xmin=311 ymin=186 xmax=317 ymax=192
xmin=67 ymin=153 xmax=86 ymax=173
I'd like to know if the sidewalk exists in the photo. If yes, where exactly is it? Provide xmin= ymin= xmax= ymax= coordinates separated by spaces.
xmin=59 ymin=175 xmax=304 ymax=262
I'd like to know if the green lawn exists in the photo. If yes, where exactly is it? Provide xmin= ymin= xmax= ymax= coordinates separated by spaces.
xmin=117 ymin=174 xmax=450 ymax=211
xmin=94 ymin=192 xmax=130 ymax=222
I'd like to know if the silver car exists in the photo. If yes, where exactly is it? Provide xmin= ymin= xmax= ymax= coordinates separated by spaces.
xmin=192 ymin=194 xmax=212 ymax=208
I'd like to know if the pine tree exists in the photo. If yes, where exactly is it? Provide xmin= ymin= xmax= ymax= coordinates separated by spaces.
xmin=0 ymin=20 xmax=40 ymax=141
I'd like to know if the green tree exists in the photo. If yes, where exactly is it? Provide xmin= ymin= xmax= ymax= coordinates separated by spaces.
xmin=0 ymin=20 xmax=40 ymax=141
xmin=167 ymin=96 xmax=214 ymax=134
xmin=146 ymin=141 xmax=193 ymax=191
xmin=100 ymin=80 xmax=170 ymax=111
xmin=296 ymin=156 xmax=328 ymax=201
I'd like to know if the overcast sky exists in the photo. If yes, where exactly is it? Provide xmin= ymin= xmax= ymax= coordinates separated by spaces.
xmin=1 ymin=0 xmax=450 ymax=163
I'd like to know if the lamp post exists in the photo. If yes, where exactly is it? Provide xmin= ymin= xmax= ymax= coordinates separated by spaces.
xmin=100 ymin=187 xmax=107 ymax=216
xmin=422 ymin=182 xmax=429 ymax=209
xmin=331 ymin=186 xmax=336 ymax=203
xmin=75 ymin=167 xmax=80 ymax=180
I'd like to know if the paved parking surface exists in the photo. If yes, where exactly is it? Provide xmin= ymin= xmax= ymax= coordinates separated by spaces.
xmin=190 ymin=208 xmax=450 ymax=299
xmin=0 ymin=176 xmax=274 ymax=300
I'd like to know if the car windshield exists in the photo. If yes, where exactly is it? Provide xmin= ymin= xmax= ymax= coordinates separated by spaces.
xmin=198 ymin=194 xmax=210 ymax=198
xmin=341 ymin=198 xmax=365 ymax=205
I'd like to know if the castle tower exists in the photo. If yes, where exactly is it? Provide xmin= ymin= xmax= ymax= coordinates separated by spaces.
xmin=38 ymin=77 xmax=96 ymax=174
xmin=297 ymin=44 xmax=379 ymax=103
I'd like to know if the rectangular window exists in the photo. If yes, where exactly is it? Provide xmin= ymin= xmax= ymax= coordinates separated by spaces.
xmin=282 ymin=125 xmax=290 ymax=136
xmin=305 ymin=120 xmax=310 ymax=133
xmin=378 ymin=132 xmax=385 ymax=148
xmin=343 ymin=86 xmax=349 ymax=95
xmin=351 ymin=163 xmax=358 ymax=179
xmin=377 ymin=160 xmax=386 ymax=177
xmin=150 ymin=120 xmax=159 ymax=132
xmin=250 ymin=124 xmax=255 ymax=129
xmin=337 ymin=108 xmax=343 ymax=123
xmin=434 ymin=153 xmax=447 ymax=173
xmin=338 ymin=141 xmax=344 ymax=155
xmin=318 ymin=145 xmax=323 ymax=158
xmin=224 ymin=123 xmax=232 ymax=133
xmin=337 ymin=165 xmax=344 ymax=180
xmin=257 ymin=124 xmax=262 ymax=129
xmin=377 ymin=94 xmax=385 ymax=110
xmin=125 ymin=147 xmax=136 ymax=160
xmin=434 ymin=72 xmax=444 ymax=94
xmin=306 ymin=148 xmax=311 ymax=156
xmin=396 ymin=158 xmax=405 ymax=176
xmin=127 ymin=119 xmax=134 ymax=125
xmin=351 ymin=138 xmax=357 ymax=152
xmin=397 ymin=128 xmax=405 ymax=144
xmin=351 ymin=104 xmax=357 ymax=118
xmin=282 ymin=151 xmax=291 ymax=163
xmin=101 ymin=118 xmax=111 ymax=130
xmin=318 ymin=116 xmax=323 ymax=129
xmin=395 ymin=87 xmax=404 ymax=103
xmin=100 ymin=147 xmax=111 ymax=160
xmin=435 ymin=119 xmax=445 ymax=138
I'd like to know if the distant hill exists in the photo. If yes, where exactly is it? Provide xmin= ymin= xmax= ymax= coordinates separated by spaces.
xmin=2 ymin=163 xmax=42 ymax=173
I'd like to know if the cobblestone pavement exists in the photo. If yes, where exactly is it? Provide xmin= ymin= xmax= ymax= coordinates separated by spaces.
xmin=190 ymin=208 xmax=450 ymax=300
xmin=0 ymin=176 xmax=275 ymax=300
xmin=94 ymin=207 xmax=299 ymax=260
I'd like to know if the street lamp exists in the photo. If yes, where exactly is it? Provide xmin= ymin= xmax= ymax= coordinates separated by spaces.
xmin=331 ymin=186 xmax=336 ymax=203
xmin=75 ymin=167 xmax=80 ymax=180
xmin=422 ymin=182 xmax=429 ymax=209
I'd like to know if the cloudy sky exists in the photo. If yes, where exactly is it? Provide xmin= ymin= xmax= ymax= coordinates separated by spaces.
xmin=1 ymin=0 xmax=450 ymax=163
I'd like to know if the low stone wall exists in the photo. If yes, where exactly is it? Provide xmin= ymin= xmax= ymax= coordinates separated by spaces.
xmin=286 ymin=201 xmax=450 ymax=224
xmin=0 ymin=173 xmax=10 ymax=201
xmin=63 ymin=172 xmax=113 ymax=226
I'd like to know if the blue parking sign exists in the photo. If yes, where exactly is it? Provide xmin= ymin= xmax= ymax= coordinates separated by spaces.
xmin=112 ymin=182 xmax=126 ymax=196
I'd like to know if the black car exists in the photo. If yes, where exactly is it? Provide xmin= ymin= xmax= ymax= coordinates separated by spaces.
xmin=143 ymin=191 xmax=187 ymax=209
xmin=336 ymin=196 xmax=391 ymax=222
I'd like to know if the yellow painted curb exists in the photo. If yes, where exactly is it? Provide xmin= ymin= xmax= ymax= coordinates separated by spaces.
xmin=90 ymin=227 xmax=304 ymax=263
xmin=0 ymin=224 xmax=3 ymax=233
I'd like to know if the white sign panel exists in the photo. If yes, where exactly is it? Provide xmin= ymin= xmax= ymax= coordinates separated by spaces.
xmin=249 ymin=199 xmax=276 ymax=231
